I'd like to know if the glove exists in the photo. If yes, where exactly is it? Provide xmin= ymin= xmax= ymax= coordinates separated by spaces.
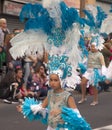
xmin=73 ymin=108 xmax=82 ymax=118
xmin=101 ymin=65 xmax=107 ymax=76
xmin=30 ymin=103 xmax=42 ymax=115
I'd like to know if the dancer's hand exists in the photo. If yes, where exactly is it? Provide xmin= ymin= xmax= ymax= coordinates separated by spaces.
xmin=30 ymin=104 xmax=42 ymax=115
xmin=16 ymin=105 xmax=22 ymax=113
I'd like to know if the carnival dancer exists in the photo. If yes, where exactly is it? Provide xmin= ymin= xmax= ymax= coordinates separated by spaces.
xmin=78 ymin=41 xmax=106 ymax=106
xmin=10 ymin=0 xmax=92 ymax=129
xmin=17 ymin=70 xmax=91 ymax=130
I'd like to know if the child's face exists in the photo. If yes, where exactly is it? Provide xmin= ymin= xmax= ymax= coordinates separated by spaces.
xmin=90 ymin=44 xmax=98 ymax=52
xmin=49 ymin=74 xmax=61 ymax=90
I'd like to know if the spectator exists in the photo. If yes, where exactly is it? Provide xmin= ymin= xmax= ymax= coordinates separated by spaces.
xmin=0 ymin=62 xmax=15 ymax=100
xmin=101 ymin=33 xmax=112 ymax=67
xmin=23 ymin=52 xmax=38 ymax=86
xmin=27 ymin=64 xmax=48 ymax=100
xmin=0 ymin=18 xmax=10 ymax=47
xmin=0 ymin=46 xmax=6 ymax=70
xmin=14 ymin=68 xmax=34 ymax=100
xmin=3 ymin=67 xmax=34 ymax=104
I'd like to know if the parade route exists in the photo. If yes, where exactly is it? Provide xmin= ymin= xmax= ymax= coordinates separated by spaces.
xmin=93 ymin=125 xmax=112 ymax=130
xmin=0 ymin=89 xmax=112 ymax=130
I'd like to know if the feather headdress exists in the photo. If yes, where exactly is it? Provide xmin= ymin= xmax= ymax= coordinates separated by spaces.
xmin=9 ymin=0 xmax=82 ymax=88
xmin=80 ymin=5 xmax=107 ymax=50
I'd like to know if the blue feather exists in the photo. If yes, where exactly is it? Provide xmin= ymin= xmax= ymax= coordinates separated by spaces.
xmin=93 ymin=69 xmax=106 ymax=87
xmin=78 ymin=63 xmax=87 ymax=74
xmin=19 ymin=3 xmax=55 ymax=34
xmin=22 ymin=97 xmax=48 ymax=124
xmin=83 ymin=10 xmax=95 ymax=27
xmin=79 ymin=37 xmax=88 ymax=57
xmin=19 ymin=3 xmax=33 ymax=22
xmin=48 ymin=55 xmax=72 ymax=79
xmin=82 ymin=6 xmax=107 ymax=30
xmin=96 ymin=6 xmax=107 ymax=28
xmin=60 ymin=2 xmax=79 ymax=31
xmin=60 ymin=107 xmax=92 ymax=130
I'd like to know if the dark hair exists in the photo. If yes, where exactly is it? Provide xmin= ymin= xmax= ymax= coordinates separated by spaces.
xmin=15 ymin=68 xmax=22 ymax=74
xmin=12 ymin=28 xmax=19 ymax=33
xmin=100 ymin=33 xmax=108 ymax=42
xmin=109 ymin=32 xmax=112 ymax=39
xmin=0 ymin=46 xmax=4 ymax=50
xmin=35 ymin=64 xmax=45 ymax=72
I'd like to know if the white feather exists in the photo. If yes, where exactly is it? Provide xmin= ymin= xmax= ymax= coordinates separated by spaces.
xmin=42 ymin=0 xmax=62 ymax=8
xmin=100 ymin=15 xmax=112 ymax=34
xmin=64 ymin=23 xmax=81 ymax=68
xmin=106 ymin=61 xmax=112 ymax=79
xmin=10 ymin=30 xmax=48 ymax=59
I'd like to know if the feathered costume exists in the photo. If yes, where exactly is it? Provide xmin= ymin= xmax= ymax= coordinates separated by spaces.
xmin=10 ymin=0 xmax=83 ymax=89
xmin=11 ymin=0 xmax=92 ymax=129
xmin=82 ymin=5 xmax=112 ymax=84
xmin=78 ymin=5 xmax=112 ymax=87
xmin=22 ymin=97 xmax=91 ymax=130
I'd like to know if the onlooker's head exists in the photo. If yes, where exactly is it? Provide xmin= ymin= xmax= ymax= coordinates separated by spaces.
xmin=15 ymin=68 xmax=23 ymax=79
xmin=13 ymin=28 xmax=20 ymax=36
xmin=7 ymin=62 xmax=14 ymax=70
xmin=100 ymin=33 xmax=108 ymax=43
xmin=108 ymin=32 xmax=112 ymax=40
xmin=0 ymin=46 xmax=4 ymax=53
xmin=0 ymin=18 xmax=7 ymax=29
xmin=35 ymin=64 xmax=46 ymax=74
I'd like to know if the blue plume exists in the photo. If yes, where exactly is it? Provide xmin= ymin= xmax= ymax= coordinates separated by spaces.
xmin=60 ymin=2 xmax=79 ymax=31
xmin=60 ymin=107 xmax=92 ymax=130
xmin=20 ymin=3 xmax=55 ymax=34
xmin=93 ymin=69 xmax=106 ymax=87
xmin=19 ymin=3 xmax=33 ymax=22
xmin=48 ymin=55 xmax=72 ymax=79
xmin=96 ymin=6 xmax=107 ymax=28
xmin=79 ymin=37 xmax=88 ymax=57
xmin=78 ymin=63 xmax=87 ymax=74
xmin=22 ymin=97 xmax=48 ymax=124
xmin=47 ymin=28 xmax=65 ymax=47
xmin=82 ymin=10 xmax=95 ymax=27
xmin=82 ymin=6 xmax=107 ymax=30
xmin=60 ymin=56 xmax=72 ymax=79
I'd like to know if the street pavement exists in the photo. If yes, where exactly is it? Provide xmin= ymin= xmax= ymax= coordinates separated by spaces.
xmin=0 ymin=89 xmax=112 ymax=130
xmin=93 ymin=125 xmax=112 ymax=130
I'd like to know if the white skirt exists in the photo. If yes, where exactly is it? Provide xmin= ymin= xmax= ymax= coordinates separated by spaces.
xmin=82 ymin=68 xmax=101 ymax=87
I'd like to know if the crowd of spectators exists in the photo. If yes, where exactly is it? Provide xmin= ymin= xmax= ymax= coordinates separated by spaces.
xmin=0 ymin=18 xmax=49 ymax=104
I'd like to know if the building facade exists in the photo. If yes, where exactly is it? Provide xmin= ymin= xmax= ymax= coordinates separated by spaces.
xmin=0 ymin=0 xmax=42 ymax=32
xmin=0 ymin=0 xmax=111 ymax=32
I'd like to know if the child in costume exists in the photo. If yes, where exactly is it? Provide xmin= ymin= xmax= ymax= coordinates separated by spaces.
xmin=17 ymin=70 xmax=91 ymax=130
xmin=78 ymin=41 xmax=106 ymax=106
xmin=10 ymin=0 xmax=110 ymax=129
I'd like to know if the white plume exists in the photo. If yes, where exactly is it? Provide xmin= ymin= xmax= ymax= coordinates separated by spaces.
xmin=10 ymin=30 xmax=48 ymax=59
xmin=100 ymin=15 xmax=112 ymax=34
